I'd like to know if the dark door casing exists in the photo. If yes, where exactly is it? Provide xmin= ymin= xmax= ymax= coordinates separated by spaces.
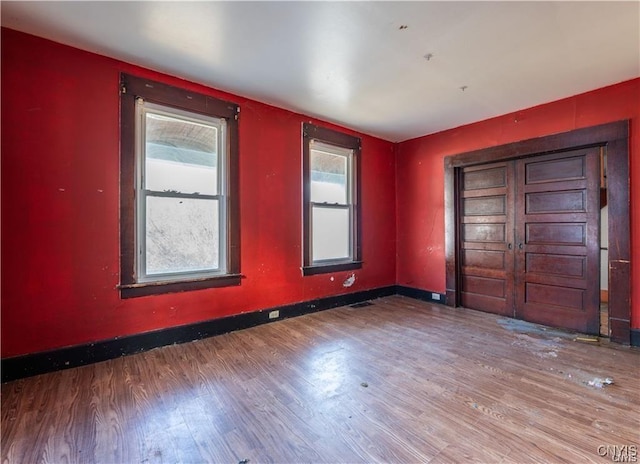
xmin=445 ymin=121 xmax=630 ymax=342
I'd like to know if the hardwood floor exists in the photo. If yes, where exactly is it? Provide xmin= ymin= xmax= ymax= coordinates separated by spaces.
xmin=2 ymin=295 xmax=639 ymax=463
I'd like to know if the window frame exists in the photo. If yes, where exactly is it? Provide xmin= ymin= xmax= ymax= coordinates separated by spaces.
xmin=302 ymin=122 xmax=362 ymax=276
xmin=136 ymin=101 xmax=228 ymax=282
xmin=119 ymin=73 xmax=241 ymax=298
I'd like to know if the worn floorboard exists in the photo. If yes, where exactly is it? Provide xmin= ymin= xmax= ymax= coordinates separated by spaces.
xmin=2 ymin=295 xmax=639 ymax=463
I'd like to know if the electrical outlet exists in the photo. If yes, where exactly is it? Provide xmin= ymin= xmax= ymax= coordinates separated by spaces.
xmin=431 ymin=293 xmax=441 ymax=301
xmin=269 ymin=310 xmax=280 ymax=319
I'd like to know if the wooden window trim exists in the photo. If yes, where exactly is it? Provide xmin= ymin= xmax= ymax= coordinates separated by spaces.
xmin=119 ymin=73 xmax=241 ymax=298
xmin=302 ymin=123 xmax=362 ymax=276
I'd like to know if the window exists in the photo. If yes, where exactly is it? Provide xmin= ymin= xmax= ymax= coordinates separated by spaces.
xmin=302 ymin=123 xmax=362 ymax=275
xmin=120 ymin=74 xmax=240 ymax=297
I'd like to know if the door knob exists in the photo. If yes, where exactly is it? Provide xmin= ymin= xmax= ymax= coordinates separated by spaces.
xmin=508 ymin=243 xmax=513 ymax=250
xmin=518 ymin=243 xmax=523 ymax=250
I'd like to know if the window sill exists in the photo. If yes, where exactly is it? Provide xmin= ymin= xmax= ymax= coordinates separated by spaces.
xmin=302 ymin=261 xmax=362 ymax=276
xmin=120 ymin=274 xmax=242 ymax=298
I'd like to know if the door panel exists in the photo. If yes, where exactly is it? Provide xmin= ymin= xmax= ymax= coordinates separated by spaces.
xmin=525 ymin=283 xmax=585 ymax=310
xmin=462 ymin=275 xmax=505 ymax=298
xmin=459 ymin=162 xmax=514 ymax=316
xmin=526 ymin=190 xmax=585 ymax=214
xmin=525 ymin=253 xmax=586 ymax=278
xmin=526 ymin=223 xmax=586 ymax=245
xmin=464 ymin=223 xmax=506 ymax=242
xmin=463 ymin=166 xmax=506 ymax=190
xmin=463 ymin=249 xmax=505 ymax=269
xmin=464 ymin=196 xmax=506 ymax=215
xmin=525 ymin=156 xmax=585 ymax=183
xmin=514 ymin=149 xmax=600 ymax=333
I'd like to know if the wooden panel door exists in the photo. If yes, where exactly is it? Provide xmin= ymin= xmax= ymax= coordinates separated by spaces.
xmin=459 ymin=162 xmax=515 ymax=316
xmin=514 ymin=149 xmax=600 ymax=333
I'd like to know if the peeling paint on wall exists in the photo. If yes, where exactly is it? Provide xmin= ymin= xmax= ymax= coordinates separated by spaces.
xmin=343 ymin=273 xmax=356 ymax=287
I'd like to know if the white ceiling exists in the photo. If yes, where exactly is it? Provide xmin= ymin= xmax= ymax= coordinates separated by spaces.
xmin=2 ymin=1 xmax=639 ymax=142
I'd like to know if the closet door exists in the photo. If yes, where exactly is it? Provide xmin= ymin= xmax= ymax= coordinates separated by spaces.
xmin=514 ymin=149 xmax=600 ymax=333
xmin=459 ymin=162 xmax=515 ymax=316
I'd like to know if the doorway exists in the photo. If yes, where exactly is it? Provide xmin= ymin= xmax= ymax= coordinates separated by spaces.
xmin=600 ymin=152 xmax=609 ymax=336
xmin=444 ymin=121 xmax=631 ymax=343
xmin=459 ymin=148 xmax=600 ymax=334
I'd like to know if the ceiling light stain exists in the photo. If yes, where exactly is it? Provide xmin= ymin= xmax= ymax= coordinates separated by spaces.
xmin=424 ymin=53 xmax=434 ymax=61
xmin=399 ymin=25 xmax=408 ymax=30
xmin=460 ymin=86 xmax=468 ymax=92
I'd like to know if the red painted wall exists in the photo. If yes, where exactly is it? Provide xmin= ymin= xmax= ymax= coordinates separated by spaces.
xmin=3 ymin=28 xmax=638 ymax=359
xmin=1 ymin=29 xmax=397 ymax=358
xmin=396 ymin=78 xmax=639 ymax=328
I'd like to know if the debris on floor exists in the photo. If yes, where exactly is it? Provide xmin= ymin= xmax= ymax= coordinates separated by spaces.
xmin=497 ymin=318 xmax=577 ymax=341
xmin=539 ymin=350 xmax=558 ymax=358
xmin=575 ymin=336 xmax=599 ymax=343
xmin=360 ymin=382 xmax=368 ymax=388
xmin=587 ymin=377 xmax=614 ymax=388
xmin=510 ymin=332 xmax=562 ymax=359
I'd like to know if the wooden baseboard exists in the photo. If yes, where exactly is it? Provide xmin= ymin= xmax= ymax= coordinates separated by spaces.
xmin=396 ymin=286 xmax=447 ymax=305
xmin=1 ymin=286 xmax=396 ymax=383
xmin=2 ymin=285 xmax=629 ymax=383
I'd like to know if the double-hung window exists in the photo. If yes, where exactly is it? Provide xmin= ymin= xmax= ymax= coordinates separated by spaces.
xmin=302 ymin=123 xmax=362 ymax=275
xmin=120 ymin=74 xmax=240 ymax=297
